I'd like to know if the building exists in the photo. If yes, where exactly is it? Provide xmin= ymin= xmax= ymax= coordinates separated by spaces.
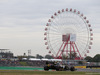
xmin=0 ymin=49 xmax=13 ymax=58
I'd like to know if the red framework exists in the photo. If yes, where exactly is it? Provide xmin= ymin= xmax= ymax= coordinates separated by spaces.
xmin=55 ymin=35 xmax=82 ymax=60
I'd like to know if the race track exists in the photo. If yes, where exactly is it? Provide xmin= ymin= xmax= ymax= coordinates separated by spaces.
xmin=77 ymin=68 xmax=100 ymax=73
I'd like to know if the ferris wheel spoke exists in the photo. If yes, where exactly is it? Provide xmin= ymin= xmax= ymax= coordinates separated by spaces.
xmin=51 ymin=25 xmax=61 ymax=32
xmin=77 ymin=36 xmax=88 ymax=38
xmin=76 ymin=38 xmax=88 ymax=42
xmin=49 ymin=41 xmax=61 ymax=51
xmin=51 ymin=21 xmax=63 ymax=31
xmin=78 ymin=31 xmax=88 ymax=34
xmin=76 ymin=42 xmax=88 ymax=50
xmin=50 ymin=38 xmax=60 ymax=42
xmin=65 ymin=19 xmax=86 ymax=33
xmin=50 ymin=25 xmax=64 ymax=34
xmin=50 ymin=24 xmax=61 ymax=32
xmin=71 ymin=15 xmax=87 ymax=32
xmin=49 ymin=29 xmax=62 ymax=33
xmin=49 ymin=46 xmax=56 ymax=55
xmin=49 ymin=33 xmax=62 ymax=35
xmin=50 ymin=41 xmax=62 ymax=52
xmin=77 ymin=34 xmax=88 ymax=37
xmin=75 ymin=43 xmax=86 ymax=52
xmin=77 ymin=33 xmax=88 ymax=36
xmin=49 ymin=30 xmax=62 ymax=34
xmin=77 ymin=34 xmax=89 ymax=37
xmin=78 ymin=29 xmax=89 ymax=32
xmin=76 ymin=40 xmax=88 ymax=45
xmin=49 ymin=38 xmax=61 ymax=42
xmin=55 ymin=17 xmax=70 ymax=33
xmin=49 ymin=36 xmax=61 ymax=43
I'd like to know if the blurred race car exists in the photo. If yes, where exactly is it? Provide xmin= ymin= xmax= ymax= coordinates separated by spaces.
xmin=44 ymin=61 xmax=76 ymax=71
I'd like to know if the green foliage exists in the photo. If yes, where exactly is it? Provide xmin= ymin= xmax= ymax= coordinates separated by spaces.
xmin=19 ymin=61 xmax=29 ymax=66
xmin=68 ymin=52 xmax=77 ymax=59
xmin=78 ymin=61 xmax=83 ymax=65
xmin=62 ymin=54 xmax=68 ymax=59
xmin=36 ymin=54 xmax=44 ymax=59
xmin=45 ymin=54 xmax=53 ymax=59
xmin=93 ymin=54 xmax=100 ymax=62
xmin=85 ymin=56 xmax=93 ymax=62
xmin=29 ymin=56 xmax=35 ymax=58
xmin=85 ymin=54 xmax=100 ymax=62
xmin=17 ymin=56 xmax=28 ymax=61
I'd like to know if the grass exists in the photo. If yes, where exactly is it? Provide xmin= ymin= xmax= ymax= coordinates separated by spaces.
xmin=19 ymin=62 xmax=28 ymax=66
xmin=0 ymin=70 xmax=99 ymax=75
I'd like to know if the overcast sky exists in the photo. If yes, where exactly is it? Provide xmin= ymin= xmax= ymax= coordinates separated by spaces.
xmin=0 ymin=0 xmax=100 ymax=57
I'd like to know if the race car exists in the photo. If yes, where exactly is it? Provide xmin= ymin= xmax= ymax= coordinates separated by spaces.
xmin=44 ymin=61 xmax=76 ymax=71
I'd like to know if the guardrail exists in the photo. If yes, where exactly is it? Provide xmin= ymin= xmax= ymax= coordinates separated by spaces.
xmin=86 ymin=66 xmax=100 ymax=68
xmin=75 ymin=66 xmax=100 ymax=69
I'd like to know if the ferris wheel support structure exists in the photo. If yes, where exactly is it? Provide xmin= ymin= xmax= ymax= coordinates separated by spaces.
xmin=56 ymin=34 xmax=82 ymax=59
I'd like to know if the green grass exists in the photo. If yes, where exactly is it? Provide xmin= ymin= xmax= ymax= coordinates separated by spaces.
xmin=19 ymin=62 xmax=28 ymax=66
xmin=0 ymin=70 xmax=99 ymax=75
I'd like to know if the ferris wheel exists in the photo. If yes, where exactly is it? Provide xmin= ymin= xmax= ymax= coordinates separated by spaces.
xmin=44 ymin=8 xmax=93 ymax=59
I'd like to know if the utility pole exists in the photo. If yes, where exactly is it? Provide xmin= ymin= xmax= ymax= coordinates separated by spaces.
xmin=28 ymin=49 xmax=31 ymax=61
xmin=28 ymin=49 xmax=31 ymax=56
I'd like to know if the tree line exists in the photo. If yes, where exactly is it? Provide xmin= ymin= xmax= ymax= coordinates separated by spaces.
xmin=18 ymin=54 xmax=53 ymax=61
xmin=85 ymin=54 xmax=100 ymax=62
xmin=18 ymin=54 xmax=100 ymax=62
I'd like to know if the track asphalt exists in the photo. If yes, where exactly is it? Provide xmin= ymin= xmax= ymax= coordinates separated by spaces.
xmin=77 ymin=68 xmax=100 ymax=73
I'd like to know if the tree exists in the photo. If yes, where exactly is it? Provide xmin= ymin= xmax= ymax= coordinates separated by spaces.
xmin=85 ymin=56 xmax=93 ymax=62
xmin=45 ymin=55 xmax=53 ymax=59
xmin=78 ymin=61 xmax=83 ymax=65
xmin=36 ymin=54 xmax=44 ymax=59
xmin=62 ymin=55 xmax=68 ymax=59
xmin=68 ymin=52 xmax=77 ymax=59
xmin=93 ymin=54 xmax=100 ymax=62
xmin=29 ymin=56 xmax=35 ymax=58
xmin=17 ymin=56 xmax=28 ymax=61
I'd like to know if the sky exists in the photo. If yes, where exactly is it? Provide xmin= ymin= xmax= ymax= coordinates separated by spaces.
xmin=0 ymin=0 xmax=100 ymax=57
